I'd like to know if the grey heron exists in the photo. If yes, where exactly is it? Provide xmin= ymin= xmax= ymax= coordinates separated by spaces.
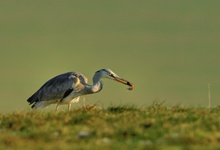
xmin=27 ymin=68 xmax=134 ymax=111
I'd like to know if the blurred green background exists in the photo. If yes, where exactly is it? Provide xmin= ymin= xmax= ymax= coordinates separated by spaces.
xmin=0 ymin=1 xmax=220 ymax=112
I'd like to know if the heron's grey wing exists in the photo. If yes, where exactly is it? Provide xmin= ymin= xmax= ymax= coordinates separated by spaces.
xmin=27 ymin=72 xmax=78 ymax=105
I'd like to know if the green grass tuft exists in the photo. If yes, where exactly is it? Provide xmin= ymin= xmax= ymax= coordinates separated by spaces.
xmin=107 ymin=105 xmax=137 ymax=113
xmin=1 ymin=105 xmax=220 ymax=149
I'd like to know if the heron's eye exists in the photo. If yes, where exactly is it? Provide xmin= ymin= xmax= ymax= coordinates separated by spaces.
xmin=109 ymin=73 xmax=114 ymax=77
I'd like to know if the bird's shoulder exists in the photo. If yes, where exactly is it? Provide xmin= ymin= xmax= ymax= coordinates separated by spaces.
xmin=71 ymin=71 xmax=88 ymax=84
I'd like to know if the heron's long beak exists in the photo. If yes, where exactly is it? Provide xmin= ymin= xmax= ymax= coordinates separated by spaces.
xmin=114 ymin=76 xmax=134 ymax=90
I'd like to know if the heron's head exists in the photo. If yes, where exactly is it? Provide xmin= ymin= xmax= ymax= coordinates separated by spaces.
xmin=95 ymin=68 xmax=134 ymax=90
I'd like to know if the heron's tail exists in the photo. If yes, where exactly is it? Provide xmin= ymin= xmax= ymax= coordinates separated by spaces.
xmin=31 ymin=101 xmax=50 ymax=109
xmin=27 ymin=94 xmax=39 ymax=108
xmin=27 ymin=94 xmax=52 ymax=109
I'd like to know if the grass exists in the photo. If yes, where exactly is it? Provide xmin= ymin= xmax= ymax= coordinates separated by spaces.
xmin=1 ymin=104 xmax=220 ymax=149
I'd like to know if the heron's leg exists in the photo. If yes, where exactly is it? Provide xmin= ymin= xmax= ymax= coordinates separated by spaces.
xmin=83 ymin=97 xmax=88 ymax=111
xmin=55 ymin=103 xmax=60 ymax=112
xmin=83 ymin=97 xmax=86 ymax=106
xmin=68 ymin=103 xmax=71 ymax=111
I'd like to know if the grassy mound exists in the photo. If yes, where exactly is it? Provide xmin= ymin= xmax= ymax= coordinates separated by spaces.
xmin=1 ymin=104 xmax=220 ymax=149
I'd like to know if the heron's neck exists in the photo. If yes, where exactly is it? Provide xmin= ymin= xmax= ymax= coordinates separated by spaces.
xmin=82 ymin=75 xmax=103 ymax=95
xmin=91 ymin=74 xmax=103 ymax=93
